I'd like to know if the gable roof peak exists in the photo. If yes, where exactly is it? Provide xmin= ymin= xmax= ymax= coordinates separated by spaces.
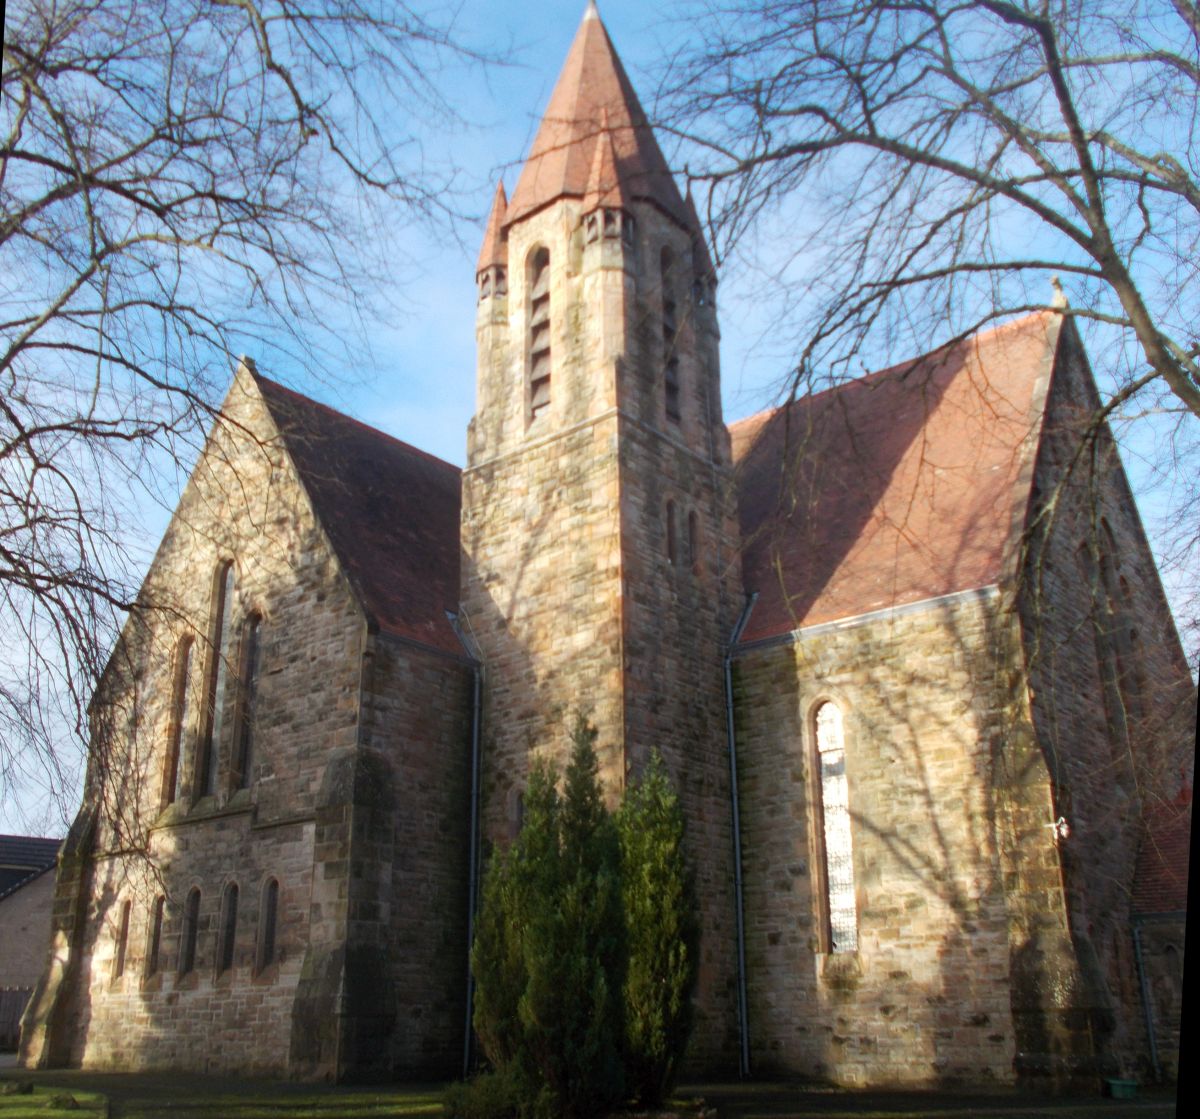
xmin=505 ymin=5 xmax=693 ymax=231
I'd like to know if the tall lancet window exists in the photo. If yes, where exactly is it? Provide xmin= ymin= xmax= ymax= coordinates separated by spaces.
xmin=196 ymin=560 xmax=234 ymax=799
xmin=232 ymin=614 xmax=262 ymax=790
xmin=528 ymin=247 xmax=552 ymax=420
xmin=814 ymin=701 xmax=858 ymax=953
xmin=162 ymin=636 xmax=192 ymax=807
xmin=661 ymin=248 xmax=681 ymax=422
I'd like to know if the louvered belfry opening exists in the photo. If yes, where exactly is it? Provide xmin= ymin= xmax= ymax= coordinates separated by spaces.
xmin=528 ymin=247 xmax=552 ymax=419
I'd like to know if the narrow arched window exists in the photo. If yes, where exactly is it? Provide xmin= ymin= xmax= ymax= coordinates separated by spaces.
xmin=256 ymin=878 xmax=279 ymax=973
xmin=163 ymin=637 xmax=192 ymax=807
xmin=528 ymin=247 xmax=552 ymax=420
xmin=814 ymin=702 xmax=857 ymax=953
xmin=113 ymin=899 xmax=131 ymax=979
xmin=661 ymin=248 xmax=681 ymax=422
xmin=233 ymin=614 xmax=262 ymax=789
xmin=666 ymin=500 xmax=678 ymax=565
xmin=217 ymin=882 xmax=238 ymax=975
xmin=197 ymin=561 xmax=234 ymax=799
xmin=179 ymin=887 xmax=201 ymax=975
xmin=146 ymin=896 xmax=165 ymax=977
xmin=687 ymin=511 xmax=700 ymax=573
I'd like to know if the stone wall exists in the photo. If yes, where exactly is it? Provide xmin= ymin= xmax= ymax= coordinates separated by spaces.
xmin=733 ymin=590 xmax=1019 ymax=1086
xmin=23 ymin=369 xmax=366 ymax=1076
xmin=360 ymin=634 xmax=473 ymax=1078
xmin=0 ymin=872 xmax=55 ymax=988
xmin=1014 ymin=324 xmax=1196 ymax=1082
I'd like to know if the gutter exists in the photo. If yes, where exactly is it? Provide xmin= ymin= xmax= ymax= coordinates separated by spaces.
xmin=724 ymin=592 xmax=757 ymax=1078
xmin=448 ymin=612 xmax=484 ymax=1079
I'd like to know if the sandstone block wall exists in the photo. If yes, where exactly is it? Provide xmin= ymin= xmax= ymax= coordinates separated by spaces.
xmin=0 ymin=873 xmax=56 ymax=988
xmin=361 ymin=635 xmax=473 ymax=1077
xmin=734 ymin=591 xmax=1018 ymax=1086
xmin=24 ymin=370 xmax=367 ymax=1076
xmin=1015 ymin=325 xmax=1195 ymax=1080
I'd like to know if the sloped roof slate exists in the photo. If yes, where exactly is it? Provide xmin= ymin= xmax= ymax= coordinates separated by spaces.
xmin=1133 ymin=796 xmax=1192 ymax=916
xmin=730 ymin=312 xmax=1060 ymax=643
xmin=254 ymin=374 xmax=464 ymax=657
xmin=0 ymin=834 xmax=61 ymax=897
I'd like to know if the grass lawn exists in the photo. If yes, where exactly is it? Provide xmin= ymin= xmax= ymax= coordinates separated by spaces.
xmin=0 ymin=1084 xmax=106 ymax=1118
xmin=1 ymin=1072 xmax=1178 ymax=1119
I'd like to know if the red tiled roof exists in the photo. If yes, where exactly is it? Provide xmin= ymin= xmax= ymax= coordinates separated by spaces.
xmin=506 ymin=5 xmax=692 ymax=230
xmin=730 ymin=312 xmax=1061 ymax=643
xmin=254 ymin=375 xmax=465 ymax=657
xmin=1133 ymin=796 xmax=1192 ymax=915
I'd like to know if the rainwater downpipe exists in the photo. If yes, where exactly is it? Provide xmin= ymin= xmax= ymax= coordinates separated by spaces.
xmin=1131 ymin=913 xmax=1183 ymax=1084
xmin=725 ymin=592 xmax=756 ymax=1079
xmin=449 ymin=612 xmax=483 ymax=1080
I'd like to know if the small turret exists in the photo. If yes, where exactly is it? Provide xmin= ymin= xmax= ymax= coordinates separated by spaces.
xmin=581 ymin=111 xmax=635 ymax=248
xmin=476 ymin=182 xmax=509 ymax=305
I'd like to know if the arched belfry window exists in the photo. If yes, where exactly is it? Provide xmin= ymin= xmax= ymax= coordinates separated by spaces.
xmin=162 ymin=636 xmax=193 ymax=807
xmin=196 ymin=561 xmax=234 ymax=799
xmin=661 ymin=248 xmax=681 ymax=422
xmin=528 ymin=247 xmax=552 ymax=420
xmin=813 ymin=701 xmax=858 ymax=953
xmin=666 ymin=500 xmax=678 ymax=565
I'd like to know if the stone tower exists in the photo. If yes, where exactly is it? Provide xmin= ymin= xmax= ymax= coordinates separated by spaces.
xmin=459 ymin=1 xmax=743 ymax=1063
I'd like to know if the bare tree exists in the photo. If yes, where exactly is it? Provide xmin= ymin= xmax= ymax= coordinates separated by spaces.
xmin=664 ymin=0 xmax=1199 ymax=647
xmin=1 ymin=0 xmax=478 ymax=828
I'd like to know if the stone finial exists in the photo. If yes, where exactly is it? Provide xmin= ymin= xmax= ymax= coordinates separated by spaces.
xmin=1050 ymin=275 xmax=1068 ymax=309
xmin=237 ymin=354 xmax=258 ymax=376
xmin=584 ymin=0 xmax=600 ymax=20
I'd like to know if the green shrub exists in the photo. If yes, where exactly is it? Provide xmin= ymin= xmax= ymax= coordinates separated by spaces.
xmin=472 ymin=720 xmax=695 ymax=1117
xmin=617 ymin=751 xmax=698 ymax=1106
xmin=442 ymin=1068 xmax=519 ymax=1119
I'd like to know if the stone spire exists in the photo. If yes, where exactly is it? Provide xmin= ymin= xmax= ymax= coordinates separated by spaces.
xmin=505 ymin=3 xmax=694 ymax=231
xmin=475 ymin=181 xmax=508 ymax=276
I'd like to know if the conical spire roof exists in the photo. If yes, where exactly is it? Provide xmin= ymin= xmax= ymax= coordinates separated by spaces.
xmin=476 ymin=181 xmax=508 ymax=274
xmin=506 ymin=4 xmax=693 ymax=231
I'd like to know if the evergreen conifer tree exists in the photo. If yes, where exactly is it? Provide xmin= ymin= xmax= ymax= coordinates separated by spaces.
xmin=470 ymin=720 xmax=625 ymax=1119
xmin=617 ymin=751 xmax=698 ymax=1106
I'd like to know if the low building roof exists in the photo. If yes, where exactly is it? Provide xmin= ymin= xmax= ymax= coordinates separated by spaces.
xmin=730 ymin=312 xmax=1060 ymax=643
xmin=254 ymin=374 xmax=465 ymax=657
xmin=0 ymin=834 xmax=61 ymax=898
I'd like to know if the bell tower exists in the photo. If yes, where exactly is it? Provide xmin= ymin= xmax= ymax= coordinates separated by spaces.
xmin=460 ymin=0 xmax=742 ymax=1064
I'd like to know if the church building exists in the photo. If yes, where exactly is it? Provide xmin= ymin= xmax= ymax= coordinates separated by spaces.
xmin=21 ymin=2 xmax=1193 ymax=1089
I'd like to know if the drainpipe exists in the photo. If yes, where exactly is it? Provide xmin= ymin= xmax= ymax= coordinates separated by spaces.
xmin=1131 ymin=911 xmax=1184 ymax=1084
xmin=449 ymin=613 xmax=483 ymax=1079
xmin=1131 ymin=919 xmax=1158 ymax=1083
xmin=724 ymin=592 xmax=756 ymax=1079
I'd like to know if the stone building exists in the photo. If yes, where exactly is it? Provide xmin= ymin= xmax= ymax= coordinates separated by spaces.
xmin=21 ymin=1 xmax=1193 ymax=1089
